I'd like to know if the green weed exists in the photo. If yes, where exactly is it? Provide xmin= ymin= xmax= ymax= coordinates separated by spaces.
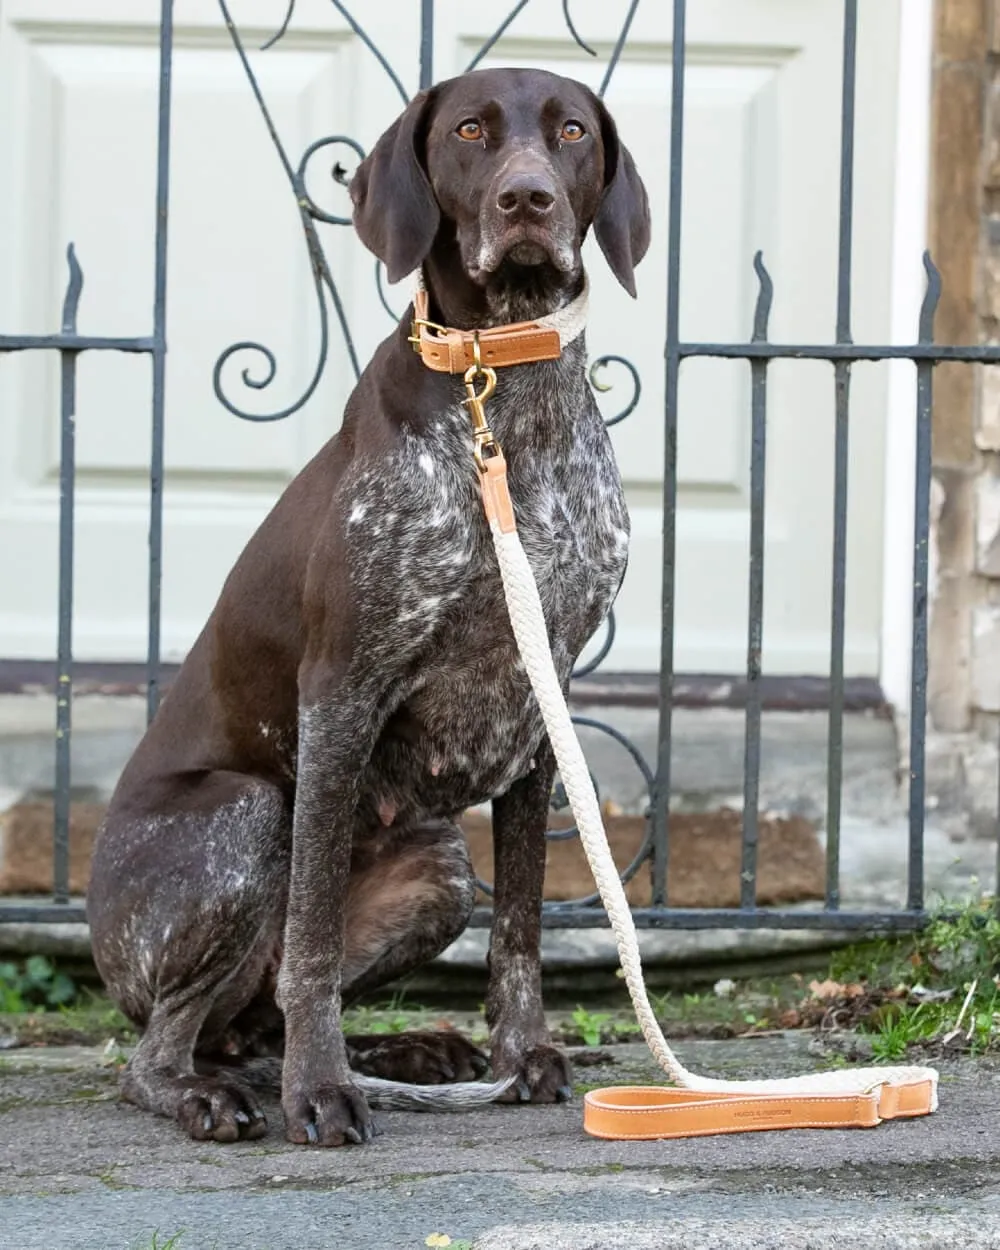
xmin=570 ymin=1006 xmax=611 ymax=1046
xmin=344 ymin=1007 xmax=413 ymax=1035
xmin=565 ymin=1005 xmax=641 ymax=1045
xmin=130 ymin=1233 xmax=186 ymax=1250
xmin=0 ymin=956 xmax=77 ymax=1012
xmin=852 ymin=897 xmax=1000 ymax=1057
xmin=342 ymin=996 xmax=430 ymax=1036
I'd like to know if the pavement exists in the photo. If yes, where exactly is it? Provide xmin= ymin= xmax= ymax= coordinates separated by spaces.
xmin=3 ymin=700 xmax=999 ymax=1247
xmin=2 ymin=1034 xmax=1000 ymax=1250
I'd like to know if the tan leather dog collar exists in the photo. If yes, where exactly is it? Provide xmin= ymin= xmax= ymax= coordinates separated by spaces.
xmin=409 ymin=286 xmax=563 ymax=373
xmin=583 ymin=1076 xmax=937 ymax=1140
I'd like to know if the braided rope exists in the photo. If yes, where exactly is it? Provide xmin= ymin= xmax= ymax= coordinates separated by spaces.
xmin=490 ymin=521 xmax=938 ymax=1107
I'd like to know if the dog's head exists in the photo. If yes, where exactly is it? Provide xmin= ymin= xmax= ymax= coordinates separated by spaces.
xmin=350 ymin=67 xmax=650 ymax=319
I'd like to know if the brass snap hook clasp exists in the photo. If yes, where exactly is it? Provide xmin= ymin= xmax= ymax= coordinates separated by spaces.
xmin=463 ymin=343 xmax=499 ymax=473
xmin=463 ymin=362 xmax=497 ymax=417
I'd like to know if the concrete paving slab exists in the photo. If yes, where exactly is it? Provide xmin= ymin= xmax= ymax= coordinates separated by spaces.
xmin=474 ymin=1218 xmax=1000 ymax=1248
xmin=1 ymin=1035 xmax=999 ymax=1250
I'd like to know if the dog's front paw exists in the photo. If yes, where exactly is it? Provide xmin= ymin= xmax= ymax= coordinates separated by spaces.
xmin=282 ymin=1079 xmax=375 ymax=1146
xmin=493 ymin=1043 xmax=573 ymax=1105
xmin=172 ymin=1075 xmax=269 ymax=1143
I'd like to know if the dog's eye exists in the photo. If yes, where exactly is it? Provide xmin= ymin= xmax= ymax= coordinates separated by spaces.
xmin=560 ymin=120 xmax=585 ymax=142
xmin=457 ymin=119 xmax=483 ymax=142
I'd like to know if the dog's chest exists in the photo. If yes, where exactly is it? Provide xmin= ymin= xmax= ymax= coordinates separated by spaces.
xmin=350 ymin=370 xmax=628 ymax=821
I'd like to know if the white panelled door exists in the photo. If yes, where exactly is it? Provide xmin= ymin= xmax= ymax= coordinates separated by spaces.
xmin=0 ymin=0 xmax=901 ymax=674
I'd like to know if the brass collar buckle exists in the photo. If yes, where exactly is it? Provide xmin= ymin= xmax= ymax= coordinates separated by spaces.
xmin=408 ymin=314 xmax=450 ymax=353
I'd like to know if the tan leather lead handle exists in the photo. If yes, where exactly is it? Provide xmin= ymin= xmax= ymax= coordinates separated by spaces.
xmin=583 ymin=1077 xmax=937 ymax=1140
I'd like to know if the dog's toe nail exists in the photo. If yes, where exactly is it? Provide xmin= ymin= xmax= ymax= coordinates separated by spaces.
xmin=235 ymin=1110 xmax=250 ymax=1124
xmin=304 ymin=1122 xmax=318 ymax=1144
xmin=252 ymin=1109 xmax=266 ymax=1121
xmin=517 ymin=1081 xmax=532 ymax=1102
xmin=556 ymin=1085 xmax=573 ymax=1103
xmin=441 ymin=1064 xmax=456 ymax=1081
xmin=345 ymin=1126 xmax=362 ymax=1144
xmin=203 ymin=1113 xmax=213 ymax=1133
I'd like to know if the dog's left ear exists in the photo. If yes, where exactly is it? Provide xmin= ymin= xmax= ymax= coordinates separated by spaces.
xmin=591 ymin=95 xmax=651 ymax=298
xmin=350 ymin=90 xmax=440 ymax=284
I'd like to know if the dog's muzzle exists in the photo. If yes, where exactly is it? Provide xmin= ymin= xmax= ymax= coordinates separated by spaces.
xmin=477 ymin=159 xmax=577 ymax=275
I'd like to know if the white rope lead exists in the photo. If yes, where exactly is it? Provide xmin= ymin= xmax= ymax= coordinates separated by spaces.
xmin=490 ymin=520 xmax=938 ymax=1108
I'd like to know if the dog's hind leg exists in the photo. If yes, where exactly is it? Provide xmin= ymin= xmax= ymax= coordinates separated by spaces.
xmin=88 ymin=774 xmax=289 ymax=1142
xmin=339 ymin=819 xmax=488 ymax=1085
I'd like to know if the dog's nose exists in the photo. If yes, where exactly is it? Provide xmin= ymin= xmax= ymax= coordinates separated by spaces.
xmin=496 ymin=172 xmax=556 ymax=217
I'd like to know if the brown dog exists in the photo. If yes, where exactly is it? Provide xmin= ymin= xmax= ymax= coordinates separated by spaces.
xmin=87 ymin=66 xmax=649 ymax=1146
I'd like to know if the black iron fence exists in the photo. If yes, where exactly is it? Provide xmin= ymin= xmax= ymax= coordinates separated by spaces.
xmin=0 ymin=0 xmax=995 ymax=932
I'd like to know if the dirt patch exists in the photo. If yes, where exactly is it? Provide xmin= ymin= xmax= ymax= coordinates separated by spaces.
xmin=463 ymin=809 xmax=825 ymax=908
xmin=0 ymin=800 xmax=103 ymax=894
xmin=2 ymin=799 xmax=825 ymax=911
xmin=773 ymin=982 xmax=908 ymax=1032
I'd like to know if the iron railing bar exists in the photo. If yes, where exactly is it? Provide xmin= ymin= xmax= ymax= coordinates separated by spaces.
xmin=0 ymin=904 xmax=89 ymax=924
xmin=219 ymin=1 xmax=299 ymax=188
xmin=328 ymin=0 xmax=409 ymax=104
xmin=653 ymin=0 xmax=686 ymax=907
xmin=836 ymin=0 xmax=857 ymax=345
xmin=996 ymin=717 xmax=1000 ymax=920
xmin=825 ymin=0 xmax=858 ymax=910
xmin=562 ymin=0 xmax=598 ymax=57
xmin=598 ymin=0 xmax=641 ymax=98
xmin=261 ymin=0 xmax=295 ymax=51
xmin=0 ymin=900 xmax=935 ymax=931
xmin=419 ymin=0 xmax=434 ymax=91
xmin=740 ymin=255 xmax=774 ymax=909
xmin=314 ymin=237 xmax=362 ymax=382
xmin=468 ymin=907 xmax=931 ymax=931
xmin=146 ymin=0 xmax=173 ymax=725
xmin=825 ymin=360 xmax=849 ymax=910
xmin=571 ymin=609 xmax=616 ymax=678
xmin=676 ymin=343 xmax=1000 ymax=362
xmin=464 ymin=0 xmax=533 ymax=73
xmin=906 ymin=254 xmax=940 ymax=911
xmin=10 ymin=336 xmax=999 ymax=364
xmin=52 ymin=245 xmax=84 ymax=905
xmin=0 ymin=335 xmax=155 ymax=353
xmin=216 ymin=4 xmax=362 ymax=413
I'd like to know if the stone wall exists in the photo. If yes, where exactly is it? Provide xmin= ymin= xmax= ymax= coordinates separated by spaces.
xmin=922 ymin=2 xmax=999 ymax=832
xmin=929 ymin=5 xmax=997 ymax=717
xmin=976 ymin=2 xmax=1000 ymax=728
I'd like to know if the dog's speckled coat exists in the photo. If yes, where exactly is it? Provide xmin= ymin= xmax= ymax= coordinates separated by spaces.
xmin=87 ymin=65 xmax=649 ymax=1148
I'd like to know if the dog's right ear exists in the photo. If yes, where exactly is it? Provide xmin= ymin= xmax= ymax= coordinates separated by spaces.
xmin=350 ymin=90 xmax=440 ymax=284
xmin=590 ymin=92 xmax=651 ymax=299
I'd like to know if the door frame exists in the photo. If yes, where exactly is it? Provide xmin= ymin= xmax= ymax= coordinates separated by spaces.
xmin=880 ymin=0 xmax=933 ymax=716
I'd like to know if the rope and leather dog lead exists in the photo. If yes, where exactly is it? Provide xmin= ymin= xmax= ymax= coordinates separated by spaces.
xmin=412 ymin=283 xmax=938 ymax=1140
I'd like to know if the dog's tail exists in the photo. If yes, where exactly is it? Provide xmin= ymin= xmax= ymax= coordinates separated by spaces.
xmin=354 ymin=1073 xmax=517 ymax=1111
